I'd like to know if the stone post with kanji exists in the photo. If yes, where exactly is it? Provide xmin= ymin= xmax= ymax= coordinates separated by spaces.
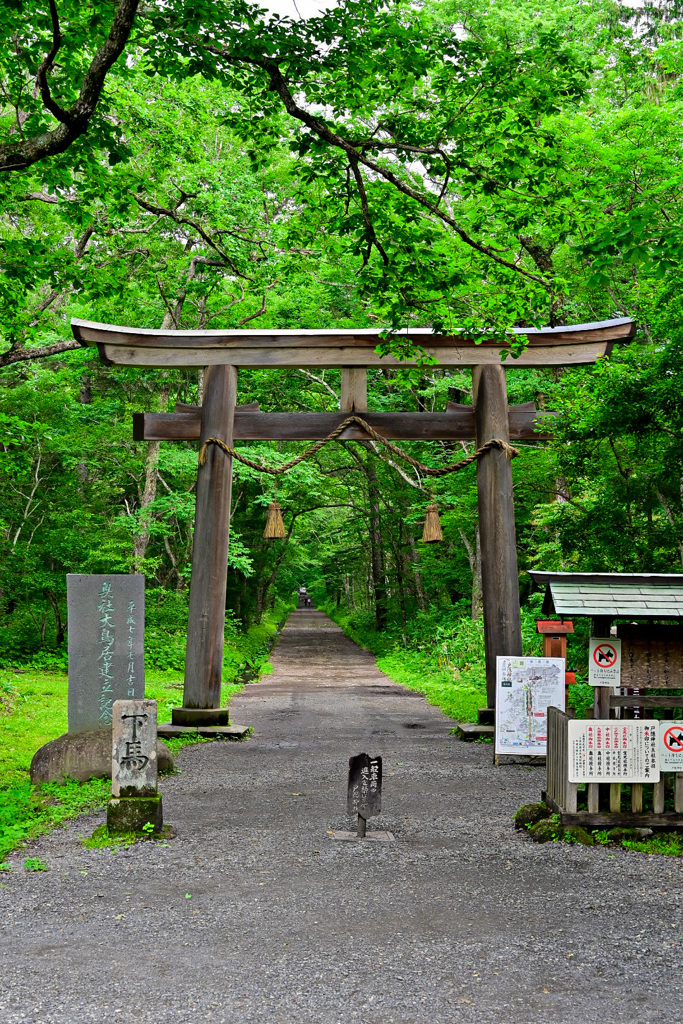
xmin=107 ymin=699 xmax=163 ymax=833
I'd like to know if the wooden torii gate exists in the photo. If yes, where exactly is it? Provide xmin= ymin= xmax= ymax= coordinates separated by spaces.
xmin=71 ymin=315 xmax=635 ymax=728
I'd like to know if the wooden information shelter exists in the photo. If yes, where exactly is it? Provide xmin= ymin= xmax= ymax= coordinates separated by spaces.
xmin=71 ymin=316 xmax=635 ymax=728
xmin=534 ymin=571 xmax=683 ymax=827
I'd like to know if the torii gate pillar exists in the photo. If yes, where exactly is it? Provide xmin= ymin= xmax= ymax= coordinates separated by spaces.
xmin=172 ymin=364 xmax=237 ymax=725
xmin=473 ymin=364 xmax=523 ymax=716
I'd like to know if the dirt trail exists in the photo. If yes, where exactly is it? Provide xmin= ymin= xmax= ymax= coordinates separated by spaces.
xmin=0 ymin=608 xmax=680 ymax=1023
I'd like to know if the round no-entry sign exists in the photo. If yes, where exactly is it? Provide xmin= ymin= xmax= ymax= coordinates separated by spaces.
xmin=592 ymin=642 xmax=618 ymax=667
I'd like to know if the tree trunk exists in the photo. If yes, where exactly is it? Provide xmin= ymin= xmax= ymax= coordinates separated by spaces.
xmin=45 ymin=588 xmax=65 ymax=646
xmin=459 ymin=526 xmax=483 ymax=619
xmin=133 ymin=384 xmax=170 ymax=569
xmin=364 ymin=455 xmax=388 ymax=631
xmin=393 ymin=545 xmax=407 ymax=630
xmin=407 ymin=533 xmax=426 ymax=611
xmin=255 ymin=518 xmax=296 ymax=622
xmin=655 ymin=488 xmax=683 ymax=569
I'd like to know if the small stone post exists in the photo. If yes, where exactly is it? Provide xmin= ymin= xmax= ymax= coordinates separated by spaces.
xmin=107 ymin=699 xmax=163 ymax=833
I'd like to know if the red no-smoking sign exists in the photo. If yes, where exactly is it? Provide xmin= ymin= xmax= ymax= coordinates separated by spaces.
xmin=592 ymin=643 xmax=618 ymax=667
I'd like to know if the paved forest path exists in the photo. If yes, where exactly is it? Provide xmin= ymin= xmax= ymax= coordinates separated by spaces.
xmin=1 ymin=609 xmax=681 ymax=1023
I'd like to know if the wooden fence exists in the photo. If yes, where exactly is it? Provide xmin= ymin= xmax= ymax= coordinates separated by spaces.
xmin=545 ymin=706 xmax=683 ymax=828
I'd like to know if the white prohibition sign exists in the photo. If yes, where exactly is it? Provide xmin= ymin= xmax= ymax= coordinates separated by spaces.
xmin=592 ymin=642 xmax=618 ymax=668
xmin=663 ymin=725 xmax=683 ymax=753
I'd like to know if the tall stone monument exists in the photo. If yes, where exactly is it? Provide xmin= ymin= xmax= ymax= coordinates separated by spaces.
xmin=30 ymin=574 xmax=173 ymax=783
xmin=67 ymin=574 xmax=145 ymax=732
xmin=108 ymin=699 xmax=163 ymax=833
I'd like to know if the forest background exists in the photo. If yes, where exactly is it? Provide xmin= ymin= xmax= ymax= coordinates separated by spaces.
xmin=1 ymin=0 xmax=683 ymax=737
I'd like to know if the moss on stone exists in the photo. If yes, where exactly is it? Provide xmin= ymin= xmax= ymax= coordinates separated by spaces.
xmin=604 ymin=827 xmax=648 ymax=844
xmin=565 ymin=826 xmax=594 ymax=846
xmin=528 ymin=818 xmax=564 ymax=843
xmin=513 ymin=802 xmax=551 ymax=830
xmin=107 ymin=795 xmax=163 ymax=834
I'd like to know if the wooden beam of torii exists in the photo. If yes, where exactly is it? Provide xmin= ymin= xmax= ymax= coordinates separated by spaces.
xmin=71 ymin=316 xmax=636 ymax=727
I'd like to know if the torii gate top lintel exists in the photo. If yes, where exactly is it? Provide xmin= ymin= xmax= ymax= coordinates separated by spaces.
xmin=71 ymin=316 xmax=635 ymax=369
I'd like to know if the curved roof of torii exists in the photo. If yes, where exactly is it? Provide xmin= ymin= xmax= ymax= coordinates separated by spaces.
xmin=70 ymin=316 xmax=636 ymax=369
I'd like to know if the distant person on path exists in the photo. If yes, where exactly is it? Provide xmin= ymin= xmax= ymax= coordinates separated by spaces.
xmin=298 ymin=585 xmax=307 ymax=606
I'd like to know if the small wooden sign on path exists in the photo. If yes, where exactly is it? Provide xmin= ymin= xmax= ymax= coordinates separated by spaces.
xmin=328 ymin=752 xmax=394 ymax=842
xmin=347 ymin=752 xmax=382 ymax=837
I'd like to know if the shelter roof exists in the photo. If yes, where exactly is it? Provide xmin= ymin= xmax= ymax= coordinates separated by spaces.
xmin=528 ymin=571 xmax=683 ymax=619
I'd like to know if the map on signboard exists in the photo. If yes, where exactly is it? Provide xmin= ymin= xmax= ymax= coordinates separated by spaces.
xmin=495 ymin=657 xmax=565 ymax=756
xmin=568 ymin=720 xmax=659 ymax=783
xmin=659 ymin=722 xmax=683 ymax=772
xmin=588 ymin=637 xmax=622 ymax=686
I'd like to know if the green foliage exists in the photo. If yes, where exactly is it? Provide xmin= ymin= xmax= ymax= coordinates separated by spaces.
xmin=567 ymin=685 xmax=595 ymax=720
xmin=621 ymin=833 xmax=683 ymax=857
xmin=0 ymin=778 xmax=109 ymax=861
xmin=23 ymin=857 xmax=49 ymax=872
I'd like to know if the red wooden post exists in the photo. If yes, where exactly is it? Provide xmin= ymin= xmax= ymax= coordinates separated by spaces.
xmin=537 ymin=619 xmax=575 ymax=706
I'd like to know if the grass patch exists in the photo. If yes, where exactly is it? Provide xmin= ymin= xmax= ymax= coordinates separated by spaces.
xmin=23 ymin=856 xmax=49 ymax=872
xmin=377 ymin=650 xmax=485 ymax=722
xmin=0 ymin=777 xmax=110 ymax=862
xmin=621 ymin=832 xmax=683 ymax=856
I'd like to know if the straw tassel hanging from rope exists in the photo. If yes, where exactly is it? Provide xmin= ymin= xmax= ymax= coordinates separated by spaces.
xmin=422 ymin=502 xmax=443 ymax=543
xmin=263 ymin=498 xmax=286 ymax=539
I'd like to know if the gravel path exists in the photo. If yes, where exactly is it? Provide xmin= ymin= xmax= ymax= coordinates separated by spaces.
xmin=1 ymin=608 xmax=681 ymax=1023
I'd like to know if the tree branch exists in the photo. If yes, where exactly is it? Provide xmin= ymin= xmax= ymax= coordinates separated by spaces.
xmin=225 ymin=56 xmax=549 ymax=287
xmin=35 ymin=0 xmax=70 ymax=124
xmin=0 ymin=0 xmax=141 ymax=172
xmin=236 ymin=277 xmax=281 ymax=325
xmin=0 ymin=339 xmax=81 ymax=369
xmin=133 ymin=194 xmax=252 ymax=280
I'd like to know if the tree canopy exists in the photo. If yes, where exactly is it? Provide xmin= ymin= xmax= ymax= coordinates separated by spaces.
xmin=1 ymin=0 xmax=682 ymax=668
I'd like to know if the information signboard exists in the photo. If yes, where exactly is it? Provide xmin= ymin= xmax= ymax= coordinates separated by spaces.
xmin=495 ymin=657 xmax=565 ymax=756
xmin=568 ymin=720 xmax=659 ymax=783
xmin=588 ymin=637 xmax=622 ymax=686
xmin=659 ymin=722 xmax=683 ymax=772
